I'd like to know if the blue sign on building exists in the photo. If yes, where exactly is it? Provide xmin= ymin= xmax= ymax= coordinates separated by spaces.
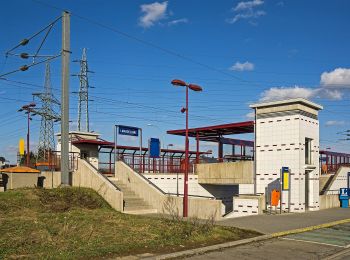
xmin=118 ymin=125 xmax=139 ymax=136
xmin=149 ymin=138 xmax=161 ymax=158
xmin=339 ymin=188 xmax=349 ymax=208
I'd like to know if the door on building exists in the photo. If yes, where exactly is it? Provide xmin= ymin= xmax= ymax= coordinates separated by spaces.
xmin=305 ymin=171 xmax=310 ymax=211
xmin=348 ymin=172 xmax=350 ymax=188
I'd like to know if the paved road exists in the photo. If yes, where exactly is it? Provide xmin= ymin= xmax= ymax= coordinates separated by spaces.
xmin=185 ymin=223 xmax=350 ymax=260
xmin=218 ymin=208 xmax=350 ymax=234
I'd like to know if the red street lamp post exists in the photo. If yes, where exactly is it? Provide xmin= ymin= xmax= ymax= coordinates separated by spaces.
xmin=18 ymin=102 xmax=36 ymax=166
xmin=171 ymin=79 xmax=202 ymax=217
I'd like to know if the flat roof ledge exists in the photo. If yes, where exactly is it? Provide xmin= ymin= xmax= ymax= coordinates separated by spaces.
xmin=249 ymin=98 xmax=323 ymax=110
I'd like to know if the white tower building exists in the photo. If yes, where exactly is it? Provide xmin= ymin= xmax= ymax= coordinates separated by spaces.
xmin=250 ymin=98 xmax=323 ymax=212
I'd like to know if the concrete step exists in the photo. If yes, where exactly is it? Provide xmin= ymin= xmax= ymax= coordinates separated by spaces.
xmin=108 ymin=177 xmax=157 ymax=215
xmin=125 ymin=200 xmax=149 ymax=207
xmin=124 ymin=208 xmax=158 ymax=215
xmin=124 ymin=204 xmax=154 ymax=210
xmin=124 ymin=198 xmax=147 ymax=203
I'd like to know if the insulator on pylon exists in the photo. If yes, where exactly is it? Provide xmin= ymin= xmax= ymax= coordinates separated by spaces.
xmin=20 ymin=39 xmax=29 ymax=46
xmin=20 ymin=65 xmax=29 ymax=71
xmin=20 ymin=53 xmax=29 ymax=59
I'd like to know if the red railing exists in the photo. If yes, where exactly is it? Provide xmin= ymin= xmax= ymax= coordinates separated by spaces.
xmin=118 ymin=154 xmax=195 ymax=174
xmin=35 ymin=151 xmax=79 ymax=172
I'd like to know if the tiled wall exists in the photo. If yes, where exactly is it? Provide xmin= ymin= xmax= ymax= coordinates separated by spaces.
xmin=231 ymin=198 xmax=259 ymax=217
xmin=256 ymin=113 xmax=320 ymax=212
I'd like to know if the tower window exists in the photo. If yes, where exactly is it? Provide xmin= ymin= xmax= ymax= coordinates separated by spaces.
xmin=305 ymin=138 xmax=312 ymax=165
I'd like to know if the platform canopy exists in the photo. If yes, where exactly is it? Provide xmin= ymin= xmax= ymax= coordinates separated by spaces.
xmin=167 ymin=121 xmax=254 ymax=142
xmin=70 ymin=136 xmax=211 ymax=157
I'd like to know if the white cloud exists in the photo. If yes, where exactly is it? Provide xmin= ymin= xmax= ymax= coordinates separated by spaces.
xmin=320 ymin=89 xmax=343 ymax=100
xmin=168 ymin=18 xmax=188 ymax=26
xmin=260 ymin=86 xmax=315 ymax=102
xmin=229 ymin=61 xmax=255 ymax=71
xmin=234 ymin=0 xmax=264 ymax=11
xmin=259 ymin=86 xmax=343 ymax=102
xmin=320 ymin=68 xmax=350 ymax=88
xmin=228 ymin=0 xmax=265 ymax=24
xmin=139 ymin=1 xmax=168 ymax=28
xmin=246 ymin=111 xmax=255 ymax=119
xmin=230 ymin=11 xmax=266 ymax=23
xmin=325 ymin=120 xmax=346 ymax=127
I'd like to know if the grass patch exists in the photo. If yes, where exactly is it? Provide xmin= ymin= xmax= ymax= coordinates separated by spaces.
xmin=0 ymin=188 xmax=260 ymax=259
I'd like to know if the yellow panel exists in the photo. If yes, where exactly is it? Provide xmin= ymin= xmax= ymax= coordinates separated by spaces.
xmin=19 ymin=138 xmax=25 ymax=156
xmin=283 ymin=172 xmax=289 ymax=190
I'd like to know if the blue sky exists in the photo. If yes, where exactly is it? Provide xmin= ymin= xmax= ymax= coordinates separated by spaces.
xmin=1 ymin=0 xmax=350 ymax=163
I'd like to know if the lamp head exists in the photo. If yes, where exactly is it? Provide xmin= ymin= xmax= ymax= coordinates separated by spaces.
xmin=171 ymin=79 xmax=187 ymax=87
xmin=188 ymin=84 xmax=202 ymax=92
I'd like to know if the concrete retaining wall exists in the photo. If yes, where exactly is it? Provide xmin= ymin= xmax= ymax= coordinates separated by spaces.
xmin=116 ymin=162 xmax=222 ymax=220
xmin=74 ymin=159 xmax=123 ymax=212
xmin=196 ymin=161 xmax=254 ymax=185
xmin=41 ymin=171 xmax=61 ymax=189
xmin=1 ymin=172 xmax=40 ymax=190
xmin=319 ymin=194 xmax=341 ymax=210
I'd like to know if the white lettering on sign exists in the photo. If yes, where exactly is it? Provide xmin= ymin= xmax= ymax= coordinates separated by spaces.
xmin=118 ymin=126 xmax=139 ymax=136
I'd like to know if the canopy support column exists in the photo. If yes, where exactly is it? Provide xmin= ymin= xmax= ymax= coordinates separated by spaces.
xmin=218 ymin=138 xmax=223 ymax=162
xmin=196 ymin=132 xmax=200 ymax=164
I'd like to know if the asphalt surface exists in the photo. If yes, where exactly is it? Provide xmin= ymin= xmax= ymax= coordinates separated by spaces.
xmin=185 ymin=223 xmax=350 ymax=260
xmin=218 ymin=208 xmax=350 ymax=234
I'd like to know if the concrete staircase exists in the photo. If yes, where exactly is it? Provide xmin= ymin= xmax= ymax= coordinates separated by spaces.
xmin=108 ymin=177 xmax=157 ymax=215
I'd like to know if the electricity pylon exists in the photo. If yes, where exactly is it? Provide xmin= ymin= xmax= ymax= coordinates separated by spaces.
xmin=33 ymin=62 xmax=60 ymax=161
xmin=75 ymin=48 xmax=92 ymax=132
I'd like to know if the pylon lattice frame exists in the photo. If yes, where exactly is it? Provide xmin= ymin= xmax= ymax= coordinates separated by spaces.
xmin=35 ymin=62 xmax=60 ymax=161
xmin=77 ymin=48 xmax=90 ymax=132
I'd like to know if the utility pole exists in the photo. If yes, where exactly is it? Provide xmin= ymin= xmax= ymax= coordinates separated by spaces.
xmin=18 ymin=103 xmax=36 ymax=166
xmin=75 ymin=48 xmax=91 ymax=132
xmin=61 ymin=11 xmax=70 ymax=185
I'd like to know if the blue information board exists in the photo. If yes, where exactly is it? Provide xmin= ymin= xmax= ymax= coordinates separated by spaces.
xmin=340 ymin=188 xmax=350 ymax=198
xmin=339 ymin=188 xmax=349 ymax=208
xmin=118 ymin=125 xmax=139 ymax=136
xmin=149 ymin=138 xmax=161 ymax=158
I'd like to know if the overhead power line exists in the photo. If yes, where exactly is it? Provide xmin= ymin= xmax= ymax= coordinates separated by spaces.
xmin=31 ymin=0 xmax=251 ymax=84
xmin=0 ymin=14 xmax=62 ymax=78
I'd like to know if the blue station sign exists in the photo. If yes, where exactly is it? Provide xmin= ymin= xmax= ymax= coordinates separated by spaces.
xmin=118 ymin=125 xmax=139 ymax=136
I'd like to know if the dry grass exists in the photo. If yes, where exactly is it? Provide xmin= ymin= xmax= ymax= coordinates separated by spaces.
xmin=0 ymin=188 xmax=260 ymax=259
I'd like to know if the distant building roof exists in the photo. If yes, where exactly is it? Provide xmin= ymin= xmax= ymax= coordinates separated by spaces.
xmin=55 ymin=131 xmax=100 ymax=137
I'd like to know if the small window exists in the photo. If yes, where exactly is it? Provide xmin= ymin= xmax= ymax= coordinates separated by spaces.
xmin=305 ymin=138 xmax=312 ymax=165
